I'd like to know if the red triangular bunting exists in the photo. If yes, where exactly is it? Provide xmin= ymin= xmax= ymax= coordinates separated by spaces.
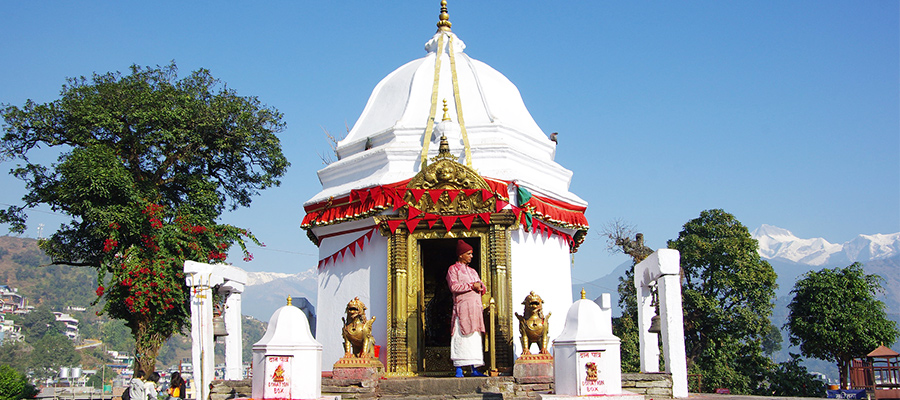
xmin=441 ymin=216 xmax=458 ymax=232
xmin=496 ymin=200 xmax=509 ymax=212
xmin=511 ymin=207 xmax=522 ymax=219
xmin=391 ymin=190 xmax=405 ymax=210
xmin=356 ymin=236 xmax=366 ymax=252
xmin=318 ymin=259 xmax=325 ymax=269
xmin=371 ymin=186 xmax=383 ymax=202
xmin=427 ymin=218 xmax=439 ymax=228
xmin=482 ymin=190 xmax=495 ymax=201
xmin=358 ymin=189 xmax=370 ymax=204
xmin=349 ymin=189 xmax=359 ymax=202
xmin=387 ymin=220 xmax=403 ymax=233
xmin=429 ymin=190 xmax=443 ymax=204
xmin=406 ymin=218 xmax=421 ymax=234
xmin=447 ymin=190 xmax=460 ymax=203
xmin=410 ymin=189 xmax=426 ymax=202
xmin=408 ymin=207 xmax=422 ymax=220
xmin=463 ymin=189 xmax=478 ymax=197
xmin=460 ymin=215 xmax=475 ymax=230
xmin=478 ymin=213 xmax=491 ymax=224
xmin=349 ymin=242 xmax=357 ymax=257
xmin=423 ymin=213 xmax=438 ymax=221
xmin=365 ymin=228 xmax=375 ymax=241
xmin=340 ymin=247 xmax=348 ymax=258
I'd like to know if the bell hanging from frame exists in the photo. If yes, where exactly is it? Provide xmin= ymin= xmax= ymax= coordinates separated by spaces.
xmin=213 ymin=314 xmax=228 ymax=337
xmin=648 ymin=314 xmax=661 ymax=334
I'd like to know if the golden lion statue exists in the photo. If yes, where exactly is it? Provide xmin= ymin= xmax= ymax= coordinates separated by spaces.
xmin=342 ymin=297 xmax=376 ymax=359
xmin=515 ymin=291 xmax=551 ymax=355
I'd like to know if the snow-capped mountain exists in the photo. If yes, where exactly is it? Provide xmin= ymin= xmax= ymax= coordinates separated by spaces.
xmin=752 ymin=224 xmax=900 ymax=265
xmin=242 ymin=269 xmax=318 ymax=321
xmin=245 ymin=269 xmax=316 ymax=286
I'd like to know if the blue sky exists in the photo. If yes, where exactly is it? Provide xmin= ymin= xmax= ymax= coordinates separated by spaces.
xmin=1 ymin=2 xmax=897 ymax=295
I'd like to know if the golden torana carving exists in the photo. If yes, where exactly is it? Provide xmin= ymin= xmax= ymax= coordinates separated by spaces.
xmin=406 ymin=136 xmax=494 ymax=215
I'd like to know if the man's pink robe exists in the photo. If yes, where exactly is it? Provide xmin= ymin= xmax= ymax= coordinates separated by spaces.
xmin=447 ymin=262 xmax=486 ymax=336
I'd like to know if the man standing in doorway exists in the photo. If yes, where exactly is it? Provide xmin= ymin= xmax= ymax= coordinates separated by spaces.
xmin=446 ymin=239 xmax=487 ymax=377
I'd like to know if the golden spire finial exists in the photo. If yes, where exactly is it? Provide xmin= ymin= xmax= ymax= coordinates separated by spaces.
xmin=441 ymin=99 xmax=450 ymax=121
xmin=437 ymin=0 xmax=452 ymax=32
xmin=286 ymin=295 xmax=292 ymax=306
xmin=580 ymin=288 xmax=586 ymax=300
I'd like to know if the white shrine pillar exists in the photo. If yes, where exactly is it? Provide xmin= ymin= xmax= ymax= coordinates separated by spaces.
xmin=636 ymin=282 xmax=659 ymax=372
xmin=185 ymin=262 xmax=220 ymax=400
xmin=220 ymin=280 xmax=245 ymax=380
xmin=184 ymin=261 xmax=248 ymax=400
xmin=634 ymin=249 xmax=688 ymax=398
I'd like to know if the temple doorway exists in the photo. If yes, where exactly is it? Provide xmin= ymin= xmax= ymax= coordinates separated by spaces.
xmin=418 ymin=237 xmax=482 ymax=375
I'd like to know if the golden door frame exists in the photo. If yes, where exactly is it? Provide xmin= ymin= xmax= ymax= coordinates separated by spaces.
xmin=377 ymin=147 xmax=517 ymax=376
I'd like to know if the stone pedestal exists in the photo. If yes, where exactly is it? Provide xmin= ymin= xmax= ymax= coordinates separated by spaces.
xmin=332 ymin=357 xmax=384 ymax=380
xmin=514 ymin=354 xmax=554 ymax=384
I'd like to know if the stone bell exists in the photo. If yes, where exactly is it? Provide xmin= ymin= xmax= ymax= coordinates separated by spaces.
xmin=648 ymin=314 xmax=661 ymax=334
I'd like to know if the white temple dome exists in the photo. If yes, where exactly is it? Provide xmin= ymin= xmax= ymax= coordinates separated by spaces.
xmin=310 ymin=14 xmax=585 ymax=207
xmin=253 ymin=298 xmax=319 ymax=349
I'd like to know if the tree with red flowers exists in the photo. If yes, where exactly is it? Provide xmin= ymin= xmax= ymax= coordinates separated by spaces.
xmin=0 ymin=62 xmax=289 ymax=372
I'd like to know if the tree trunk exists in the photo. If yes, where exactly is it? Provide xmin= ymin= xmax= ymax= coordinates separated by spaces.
xmin=135 ymin=340 xmax=162 ymax=375
xmin=131 ymin=319 xmax=165 ymax=375
xmin=839 ymin=358 xmax=849 ymax=389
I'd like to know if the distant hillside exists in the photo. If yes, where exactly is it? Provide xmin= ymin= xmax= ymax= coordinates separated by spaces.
xmin=0 ymin=236 xmax=98 ymax=309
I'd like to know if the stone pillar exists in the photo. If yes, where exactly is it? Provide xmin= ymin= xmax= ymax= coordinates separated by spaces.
xmin=636 ymin=283 xmax=659 ymax=373
xmin=184 ymin=261 xmax=248 ymax=400
xmin=221 ymin=281 xmax=245 ymax=380
xmin=659 ymin=273 xmax=688 ymax=398
xmin=185 ymin=265 xmax=219 ymax=400
xmin=633 ymin=249 xmax=688 ymax=398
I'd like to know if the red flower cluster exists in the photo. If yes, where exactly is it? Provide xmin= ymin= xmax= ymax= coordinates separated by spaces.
xmin=96 ymin=285 xmax=104 ymax=297
xmin=103 ymin=238 xmax=118 ymax=253
xmin=143 ymin=204 xmax=164 ymax=229
xmin=208 ymin=251 xmax=227 ymax=261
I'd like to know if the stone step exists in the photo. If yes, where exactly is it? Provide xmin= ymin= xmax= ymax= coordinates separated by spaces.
xmin=377 ymin=376 xmax=502 ymax=396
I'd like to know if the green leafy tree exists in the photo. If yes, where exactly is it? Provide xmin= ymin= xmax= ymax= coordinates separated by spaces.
xmin=761 ymin=323 xmax=783 ymax=358
xmin=0 ymin=364 xmax=37 ymax=400
xmin=0 ymin=342 xmax=29 ymax=374
xmin=0 ymin=62 xmax=289 ymax=373
xmin=786 ymin=262 xmax=899 ymax=388
xmin=756 ymin=353 xmax=825 ymax=397
xmin=21 ymin=306 xmax=63 ymax=343
xmin=26 ymin=332 xmax=81 ymax=381
xmin=85 ymin=365 xmax=117 ymax=389
xmin=667 ymin=209 xmax=778 ymax=393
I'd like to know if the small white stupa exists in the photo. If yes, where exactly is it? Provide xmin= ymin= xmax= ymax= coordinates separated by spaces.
xmin=302 ymin=1 xmax=589 ymax=376
xmin=549 ymin=292 xmax=640 ymax=399
xmin=252 ymin=296 xmax=323 ymax=400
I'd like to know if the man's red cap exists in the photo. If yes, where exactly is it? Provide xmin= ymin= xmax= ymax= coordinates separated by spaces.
xmin=456 ymin=240 xmax=473 ymax=256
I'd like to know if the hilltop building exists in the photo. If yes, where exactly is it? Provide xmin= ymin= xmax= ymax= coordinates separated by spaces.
xmin=302 ymin=2 xmax=588 ymax=375
xmin=0 ymin=285 xmax=26 ymax=314
xmin=53 ymin=312 xmax=79 ymax=341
